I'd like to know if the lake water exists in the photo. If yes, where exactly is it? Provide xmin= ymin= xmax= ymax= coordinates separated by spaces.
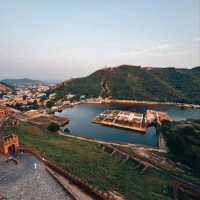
xmin=56 ymin=103 xmax=200 ymax=147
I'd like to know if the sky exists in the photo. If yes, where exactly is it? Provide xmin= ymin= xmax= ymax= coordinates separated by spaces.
xmin=0 ymin=0 xmax=200 ymax=81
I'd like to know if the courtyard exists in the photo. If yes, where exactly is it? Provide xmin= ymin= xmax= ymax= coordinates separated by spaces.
xmin=0 ymin=153 xmax=71 ymax=200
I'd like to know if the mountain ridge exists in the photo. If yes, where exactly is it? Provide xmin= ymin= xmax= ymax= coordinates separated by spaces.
xmin=1 ymin=78 xmax=43 ymax=88
xmin=54 ymin=65 xmax=200 ymax=104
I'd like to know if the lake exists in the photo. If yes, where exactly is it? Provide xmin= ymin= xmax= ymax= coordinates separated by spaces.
xmin=56 ymin=103 xmax=200 ymax=147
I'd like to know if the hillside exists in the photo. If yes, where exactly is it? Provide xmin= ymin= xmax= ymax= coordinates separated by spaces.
xmin=0 ymin=82 xmax=14 ymax=92
xmin=1 ymin=78 xmax=42 ymax=88
xmin=55 ymin=65 xmax=200 ymax=104
xmin=1 ymin=119 xmax=174 ymax=200
xmin=160 ymin=119 xmax=200 ymax=174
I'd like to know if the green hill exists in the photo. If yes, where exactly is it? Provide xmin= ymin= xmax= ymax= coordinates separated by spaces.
xmin=0 ymin=81 xmax=14 ymax=92
xmin=1 ymin=78 xmax=42 ymax=88
xmin=55 ymin=65 xmax=200 ymax=104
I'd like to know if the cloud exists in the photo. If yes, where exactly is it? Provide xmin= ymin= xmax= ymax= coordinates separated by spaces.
xmin=119 ymin=44 xmax=170 ymax=56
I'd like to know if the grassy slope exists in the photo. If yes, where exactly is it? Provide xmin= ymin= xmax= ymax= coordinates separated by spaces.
xmin=17 ymin=122 xmax=173 ymax=200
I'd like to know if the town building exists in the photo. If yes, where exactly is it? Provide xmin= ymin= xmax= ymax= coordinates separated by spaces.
xmin=0 ymin=134 xmax=19 ymax=155
xmin=0 ymin=107 xmax=9 ymax=118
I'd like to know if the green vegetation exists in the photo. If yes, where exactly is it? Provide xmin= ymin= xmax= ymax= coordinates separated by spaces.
xmin=47 ymin=122 xmax=60 ymax=132
xmin=0 ymin=119 xmax=173 ymax=200
xmin=46 ymin=100 xmax=55 ymax=108
xmin=0 ymin=118 xmax=17 ymax=136
xmin=54 ymin=65 xmax=200 ymax=104
xmin=160 ymin=120 xmax=200 ymax=175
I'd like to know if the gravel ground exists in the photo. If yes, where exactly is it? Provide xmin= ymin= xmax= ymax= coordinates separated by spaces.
xmin=0 ymin=153 xmax=72 ymax=200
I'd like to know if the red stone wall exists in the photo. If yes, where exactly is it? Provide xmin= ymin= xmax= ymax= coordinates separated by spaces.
xmin=0 ymin=135 xmax=19 ymax=155
xmin=0 ymin=108 xmax=9 ymax=118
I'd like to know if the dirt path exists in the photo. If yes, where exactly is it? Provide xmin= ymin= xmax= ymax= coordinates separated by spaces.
xmin=57 ymin=130 xmax=164 ymax=152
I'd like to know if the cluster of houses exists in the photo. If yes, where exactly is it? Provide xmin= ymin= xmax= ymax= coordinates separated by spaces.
xmin=0 ymin=84 xmax=56 ymax=111
xmin=0 ymin=80 xmax=84 ymax=114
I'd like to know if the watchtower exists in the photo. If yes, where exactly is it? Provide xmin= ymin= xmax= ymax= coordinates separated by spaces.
xmin=0 ymin=134 xmax=19 ymax=155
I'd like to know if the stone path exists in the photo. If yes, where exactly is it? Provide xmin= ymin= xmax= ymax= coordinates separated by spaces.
xmin=0 ymin=153 xmax=72 ymax=200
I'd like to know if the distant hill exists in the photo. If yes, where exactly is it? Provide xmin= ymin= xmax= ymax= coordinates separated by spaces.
xmin=0 ymin=82 xmax=14 ymax=92
xmin=1 ymin=78 xmax=42 ymax=88
xmin=54 ymin=65 xmax=200 ymax=104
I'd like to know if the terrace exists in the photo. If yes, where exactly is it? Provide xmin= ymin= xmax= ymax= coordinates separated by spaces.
xmin=0 ymin=153 xmax=71 ymax=200
xmin=93 ymin=109 xmax=171 ymax=133
xmin=93 ymin=110 xmax=146 ymax=133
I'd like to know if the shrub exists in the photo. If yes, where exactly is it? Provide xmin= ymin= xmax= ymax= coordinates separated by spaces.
xmin=46 ymin=100 xmax=55 ymax=108
xmin=47 ymin=122 xmax=60 ymax=132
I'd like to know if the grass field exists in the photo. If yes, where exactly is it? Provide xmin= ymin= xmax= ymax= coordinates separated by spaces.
xmin=1 ymin=119 xmax=173 ymax=200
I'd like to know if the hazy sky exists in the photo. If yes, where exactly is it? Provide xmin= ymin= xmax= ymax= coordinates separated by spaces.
xmin=0 ymin=0 xmax=200 ymax=81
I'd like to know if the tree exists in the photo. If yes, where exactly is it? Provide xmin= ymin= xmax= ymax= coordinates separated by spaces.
xmin=47 ymin=122 xmax=59 ymax=132
xmin=161 ymin=119 xmax=200 ymax=174
xmin=46 ymin=100 xmax=55 ymax=108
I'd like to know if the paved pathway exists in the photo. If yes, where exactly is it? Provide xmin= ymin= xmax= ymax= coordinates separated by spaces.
xmin=0 ymin=153 xmax=72 ymax=200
